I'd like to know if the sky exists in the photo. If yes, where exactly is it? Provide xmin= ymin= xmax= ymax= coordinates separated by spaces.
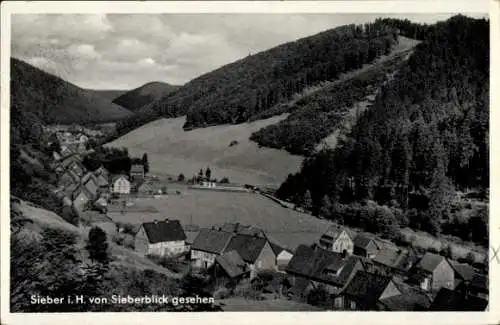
xmin=11 ymin=13 xmax=488 ymax=90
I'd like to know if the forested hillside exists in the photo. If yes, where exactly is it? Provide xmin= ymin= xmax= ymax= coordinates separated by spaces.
xmin=11 ymin=58 xmax=133 ymax=124
xmin=113 ymin=81 xmax=180 ymax=112
xmin=144 ymin=21 xmax=400 ymax=129
xmin=277 ymin=15 xmax=489 ymax=245
xmin=249 ymin=36 xmax=418 ymax=155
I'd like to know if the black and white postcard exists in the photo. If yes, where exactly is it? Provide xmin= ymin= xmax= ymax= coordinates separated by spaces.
xmin=1 ymin=1 xmax=498 ymax=324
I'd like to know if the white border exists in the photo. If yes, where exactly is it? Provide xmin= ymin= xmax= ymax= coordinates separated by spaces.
xmin=1 ymin=1 xmax=498 ymax=325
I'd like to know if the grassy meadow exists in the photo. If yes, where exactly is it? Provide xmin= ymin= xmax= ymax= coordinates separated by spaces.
xmin=105 ymin=115 xmax=303 ymax=187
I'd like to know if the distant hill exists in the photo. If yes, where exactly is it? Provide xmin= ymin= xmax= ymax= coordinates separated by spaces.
xmin=91 ymin=89 xmax=129 ymax=102
xmin=144 ymin=20 xmax=400 ymax=130
xmin=112 ymin=81 xmax=180 ymax=112
xmin=10 ymin=58 xmax=134 ymax=125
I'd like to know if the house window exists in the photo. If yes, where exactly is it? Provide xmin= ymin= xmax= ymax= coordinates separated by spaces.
xmin=350 ymin=301 xmax=356 ymax=310
xmin=334 ymin=297 xmax=342 ymax=309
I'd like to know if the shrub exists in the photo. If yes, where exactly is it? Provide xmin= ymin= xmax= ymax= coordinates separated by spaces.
xmin=220 ymin=177 xmax=230 ymax=184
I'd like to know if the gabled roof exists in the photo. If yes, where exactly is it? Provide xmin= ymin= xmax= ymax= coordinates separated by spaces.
xmin=380 ymin=277 xmax=432 ymax=311
xmin=72 ymin=185 xmax=93 ymax=201
xmin=416 ymin=252 xmax=447 ymax=273
xmin=341 ymin=271 xmax=395 ymax=306
xmin=81 ymin=172 xmax=98 ymax=185
xmin=215 ymin=250 xmax=248 ymax=278
xmin=353 ymin=233 xmax=380 ymax=250
xmin=318 ymin=225 xmax=355 ymax=244
xmin=373 ymin=246 xmax=413 ymax=271
xmin=131 ymin=164 xmax=145 ymax=173
xmin=269 ymin=240 xmax=292 ymax=256
xmin=111 ymin=174 xmax=129 ymax=184
xmin=141 ymin=219 xmax=186 ymax=243
xmin=216 ymin=222 xmax=266 ymax=237
xmin=63 ymin=183 xmax=79 ymax=198
xmin=448 ymin=260 xmax=475 ymax=281
xmin=223 ymin=234 xmax=268 ymax=264
xmin=94 ymin=166 xmax=109 ymax=179
xmin=470 ymin=273 xmax=488 ymax=292
xmin=286 ymin=245 xmax=361 ymax=288
xmin=185 ymin=230 xmax=200 ymax=245
xmin=191 ymin=228 xmax=233 ymax=254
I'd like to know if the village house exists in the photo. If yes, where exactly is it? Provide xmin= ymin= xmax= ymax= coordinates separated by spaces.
xmin=191 ymin=228 xmax=234 ymax=269
xmin=429 ymin=287 xmax=488 ymax=311
xmin=59 ymin=146 xmax=75 ymax=158
xmin=223 ymin=233 xmax=277 ymax=278
xmin=217 ymin=222 xmax=266 ymax=237
xmin=93 ymin=166 xmax=110 ymax=189
xmin=285 ymin=244 xmax=365 ymax=299
xmin=270 ymin=241 xmax=294 ymax=272
xmin=353 ymin=233 xmax=381 ymax=259
xmin=71 ymin=185 xmax=94 ymax=211
xmin=377 ymin=277 xmax=433 ymax=311
xmin=135 ymin=219 xmax=187 ymax=257
xmin=212 ymin=250 xmax=250 ymax=287
xmin=202 ymin=181 xmax=217 ymax=188
xmin=111 ymin=175 xmax=131 ymax=195
xmin=61 ymin=156 xmax=86 ymax=178
xmin=130 ymin=164 xmax=145 ymax=180
xmin=58 ymin=169 xmax=81 ymax=189
xmin=317 ymin=225 xmax=355 ymax=255
xmin=81 ymin=172 xmax=100 ymax=201
xmin=334 ymin=271 xmax=401 ymax=310
xmin=410 ymin=252 xmax=455 ymax=292
xmin=372 ymin=245 xmax=415 ymax=277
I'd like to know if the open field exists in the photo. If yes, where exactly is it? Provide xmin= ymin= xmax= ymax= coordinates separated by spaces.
xmin=108 ymin=189 xmax=488 ymax=265
xmin=105 ymin=115 xmax=303 ymax=187
xmin=107 ymin=190 xmax=332 ymax=251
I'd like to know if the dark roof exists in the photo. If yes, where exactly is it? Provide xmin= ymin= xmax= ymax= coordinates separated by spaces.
xmin=191 ymin=228 xmax=233 ymax=254
xmin=79 ymin=210 xmax=113 ymax=223
xmin=131 ymin=164 xmax=145 ymax=173
xmin=448 ymin=260 xmax=475 ymax=281
xmin=416 ymin=252 xmax=446 ymax=273
xmin=341 ymin=271 xmax=394 ymax=307
xmin=141 ymin=219 xmax=186 ymax=243
xmin=373 ymin=246 xmax=414 ymax=271
xmin=81 ymin=172 xmax=97 ymax=184
xmin=184 ymin=230 xmax=199 ymax=245
xmin=224 ymin=234 xmax=268 ymax=264
xmin=72 ymin=185 xmax=93 ymax=200
xmin=429 ymin=288 xmax=488 ymax=311
xmin=353 ymin=233 xmax=379 ymax=250
xmin=380 ymin=278 xmax=432 ymax=311
xmin=269 ymin=241 xmax=286 ymax=255
xmin=215 ymin=250 xmax=248 ymax=278
xmin=470 ymin=273 xmax=488 ymax=292
xmin=318 ymin=225 xmax=353 ymax=243
xmin=286 ymin=245 xmax=361 ymax=288
xmin=216 ymin=222 xmax=266 ymax=237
